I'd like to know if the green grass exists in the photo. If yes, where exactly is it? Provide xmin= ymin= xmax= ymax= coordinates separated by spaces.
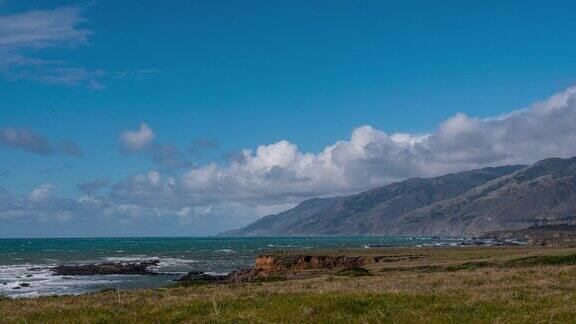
xmin=3 ymin=290 xmax=576 ymax=323
xmin=335 ymin=267 xmax=372 ymax=277
xmin=381 ymin=254 xmax=576 ymax=273
xmin=252 ymin=275 xmax=287 ymax=283
xmin=380 ymin=263 xmax=493 ymax=273
xmin=504 ymin=254 xmax=576 ymax=267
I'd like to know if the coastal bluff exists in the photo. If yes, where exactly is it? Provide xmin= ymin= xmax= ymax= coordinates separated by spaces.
xmin=253 ymin=253 xmax=421 ymax=272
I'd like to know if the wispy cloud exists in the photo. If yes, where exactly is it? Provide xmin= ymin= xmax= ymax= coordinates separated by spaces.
xmin=0 ymin=127 xmax=84 ymax=157
xmin=40 ymin=165 xmax=73 ymax=174
xmin=61 ymin=140 xmax=85 ymax=157
xmin=0 ymin=6 xmax=105 ymax=89
xmin=0 ymin=7 xmax=90 ymax=49
xmin=0 ymin=127 xmax=53 ymax=155
xmin=0 ymin=6 xmax=159 ymax=89
xmin=77 ymin=178 xmax=110 ymax=195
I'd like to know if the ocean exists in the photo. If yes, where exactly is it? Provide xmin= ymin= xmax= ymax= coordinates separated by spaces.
xmin=0 ymin=237 xmax=461 ymax=298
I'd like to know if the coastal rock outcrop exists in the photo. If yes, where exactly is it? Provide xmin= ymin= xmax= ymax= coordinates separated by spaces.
xmin=52 ymin=260 xmax=160 ymax=276
xmin=174 ymin=271 xmax=228 ymax=282
xmin=175 ymin=253 xmax=387 ymax=285
xmin=175 ymin=268 xmax=257 ymax=284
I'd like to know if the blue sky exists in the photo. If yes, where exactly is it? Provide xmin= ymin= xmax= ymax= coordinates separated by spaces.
xmin=2 ymin=0 xmax=576 ymax=237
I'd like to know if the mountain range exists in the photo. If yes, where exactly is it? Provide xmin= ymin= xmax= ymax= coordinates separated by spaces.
xmin=221 ymin=156 xmax=576 ymax=237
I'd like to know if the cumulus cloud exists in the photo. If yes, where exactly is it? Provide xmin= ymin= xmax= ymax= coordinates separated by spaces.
xmin=0 ymin=127 xmax=83 ymax=157
xmin=119 ymin=123 xmax=155 ymax=153
xmin=0 ymin=184 xmax=75 ymax=222
xmin=119 ymin=123 xmax=194 ymax=169
xmin=108 ymin=85 xmax=576 ymax=223
xmin=4 ymin=86 xmax=576 ymax=235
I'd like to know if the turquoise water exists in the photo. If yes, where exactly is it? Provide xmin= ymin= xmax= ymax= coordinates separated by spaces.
xmin=0 ymin=237 xmax=458 ymax=298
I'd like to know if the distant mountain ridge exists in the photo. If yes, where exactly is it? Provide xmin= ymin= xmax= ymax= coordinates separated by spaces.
xmin=387 ymin=157 xmax=576 ymax=236
xmin=221 ymin=163 xmax=537 ymax=237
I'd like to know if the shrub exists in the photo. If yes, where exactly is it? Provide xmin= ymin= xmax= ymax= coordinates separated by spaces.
xmin=335 ymin=267 xmax=372 ymax=277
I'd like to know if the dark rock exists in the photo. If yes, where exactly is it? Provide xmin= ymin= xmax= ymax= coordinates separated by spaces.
xmin=2 ymin=282 xmax=7 ymax=285
xmin=99 ymin=288 xmax=117 ymax=293
xmin=227 ymin=268 xmax=257 ymax=283
xmin=174 ymin=271 xmax=228 ymax=283
xmin=175 ymin=268 xmax=258 ymax=285
xmin=367 ymin=244 xmax=387 ymax=248
xmin=19 ymin=283 xmax=30 ymax=287
xmin=25 ymin=274 xmax=33 ymax=278
xmin=12 ymin=286 xmax=21 ymax=290
xmin=52 ymin=260 xmax=160 ymax=276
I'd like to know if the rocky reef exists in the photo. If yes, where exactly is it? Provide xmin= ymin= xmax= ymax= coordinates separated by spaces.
xmin=51 ymin=260 xmax=160 ymax=276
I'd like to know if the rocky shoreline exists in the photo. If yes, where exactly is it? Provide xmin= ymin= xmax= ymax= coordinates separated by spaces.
xmin=11 ymin=242 xmax=538 ymax=291
xmin=174 ymin=253 xmax=395 ymax=285
xmin=35 ymin=253 xmax=393 ymax=288
xmin=7 ymin=242 xmax=569 ymax=294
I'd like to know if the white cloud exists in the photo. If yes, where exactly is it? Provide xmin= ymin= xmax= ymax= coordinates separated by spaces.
xmin=110 ymin=85 xmax=576 ymax=219
xmin=0 ymin=6 xmax=158 ymax=89
xmin=0 ymin=7 xmax=89 ymax=49
xmin=118 ymin=124 xmax=195 ymax=169
xmin=119 ymin=123 xmax=155 ymax=153
xmin=0 ymin=6 xmax=106 ymax=89
xmin=4 ymin=86 xmax=576 ymax=235
xmin=28 ymin=184 xmax=55 ymax=202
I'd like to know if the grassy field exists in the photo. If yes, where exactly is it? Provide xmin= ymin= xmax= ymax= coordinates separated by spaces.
xmin=3 ymin=246 xmax=576 ymax=323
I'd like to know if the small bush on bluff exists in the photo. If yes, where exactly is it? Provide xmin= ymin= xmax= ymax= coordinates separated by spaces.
xmin=505 ymin=254 xmax=576 ymax=267
xmin=253 ymin=276 xmax=286 ymax=283
xmin=335 ymin=267 xmax=372 ymax=277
